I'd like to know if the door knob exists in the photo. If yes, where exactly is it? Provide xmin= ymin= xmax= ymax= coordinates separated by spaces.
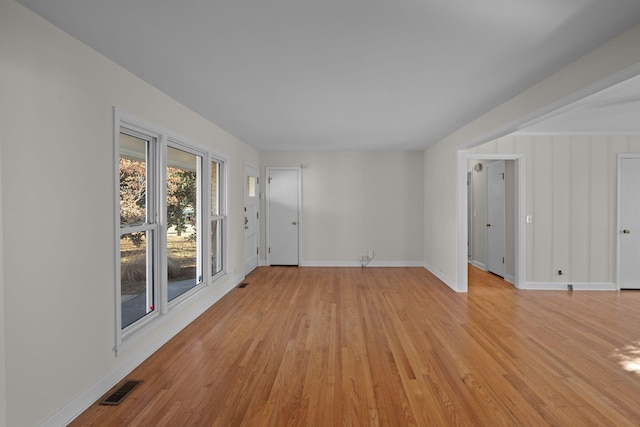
xmin=623 ymin=229 xmax=631 ymax=234
xmin=486 ymin=224 xmax=491 ymax=227
xmin=292 ymin=221 xmax=298 ymax=225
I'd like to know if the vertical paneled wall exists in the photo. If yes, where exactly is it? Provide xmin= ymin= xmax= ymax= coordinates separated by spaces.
xmin=471 ymin=134 xmax=640 ymax=285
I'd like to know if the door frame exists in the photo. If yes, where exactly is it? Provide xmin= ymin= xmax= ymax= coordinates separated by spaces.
xmin=265 ymin=167 xmax=302 ymax=266
xmin=616 ymin=153 xmax=640 ymax=290
xmin=457 ymin=153 xmax=525 ymax=292
xmin=243 ymin=163 xmax=259 ymax=274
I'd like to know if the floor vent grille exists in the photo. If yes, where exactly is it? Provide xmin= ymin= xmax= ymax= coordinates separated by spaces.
xmin=99 ymin=380 xmax=142 ymax=406
xmin=238 ymin=282 xmax=250 ymax=288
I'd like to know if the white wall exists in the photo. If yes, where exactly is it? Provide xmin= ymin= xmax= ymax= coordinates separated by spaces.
xmin=424 ymin=24 xmax=640 ymax=292
xmin=0 ymin=131 xmax=7 ymax=427
xmin=260 ymin=151 xmax=424 ymax=266
xmin=0 ymin=1 xmax=258 ymax=425
xmin=472 ymin=134 xmax=640 ymax=287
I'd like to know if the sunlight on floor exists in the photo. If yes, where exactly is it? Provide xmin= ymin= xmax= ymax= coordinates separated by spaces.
xmin=612 ymin=342 xmax=640 ymax=375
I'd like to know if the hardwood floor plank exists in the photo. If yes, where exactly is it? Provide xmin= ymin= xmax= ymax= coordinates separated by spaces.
xmin=71 ymin=266 xmax=640 ymax=426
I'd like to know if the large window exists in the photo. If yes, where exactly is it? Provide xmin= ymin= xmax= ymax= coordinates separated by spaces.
xmin=166 ymin=145 xmax=203 ymax=302
xmin=119 ymin=131 xmax=158 ymax=328
xmin=116 ymin=113 xmax=226 ymax=350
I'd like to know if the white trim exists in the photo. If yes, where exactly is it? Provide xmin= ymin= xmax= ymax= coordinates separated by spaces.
xmin=423 ymin=262 xmax=459 ymax=292
xmin=471 ymin=260 xmax=487 ymax=270
xmin=524 ymin=282 xmax=616 ymax=291
xmin=38 ymin=274 xmax=244 ymax=427
xmin=616 ymin=153 xmax=640 ymax=290
xmin=301 ymin=260 xmax=425 ymax=267
xmin=243 ymin=162 xmax=260 ymax=275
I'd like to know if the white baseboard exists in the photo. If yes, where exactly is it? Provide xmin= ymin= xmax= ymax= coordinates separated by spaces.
xmin=300 ymin=260 xmax=425 ymax=267
xmin=423 ymin=263 xmax=459 ymax=292
xmin=504 ymin=274 xmax=516 ymax=285
xmin=471 ymin=260 xmax=487 ymax=270
xmin=524 ymin=282 xmax=616 ymax=291
xmin=40 ymin=274 xmax=244 ymax=427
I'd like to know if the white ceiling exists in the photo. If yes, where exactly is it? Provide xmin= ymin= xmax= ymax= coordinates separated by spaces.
xmin=17 ymin=0 xmax=640 ymax=151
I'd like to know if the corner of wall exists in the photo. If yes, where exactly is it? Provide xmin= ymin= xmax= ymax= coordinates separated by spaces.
xmin=423 ymin=262 xmax=460 ymax=292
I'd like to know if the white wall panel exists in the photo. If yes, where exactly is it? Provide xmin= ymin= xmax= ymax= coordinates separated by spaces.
xmin=630 ymin=135 xmax=640 ymax=152
xmin=551 ymin=137 xmax=571 ymax=282
xmin=570 ymin=136 xmax=591 ymax=283
xmin=0 ymin=132 xmax=6 ymax=427
xmin=590 ymin=137 xmax=609 ymax=281
xmin=532 ymin=137 xmax=554 ymax=282
xmin=496 ymin=136 xmax=517 ymax=154
xmin=516 ymin=136 xmax=536 ymax=282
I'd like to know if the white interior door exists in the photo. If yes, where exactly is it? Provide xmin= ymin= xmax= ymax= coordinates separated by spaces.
xmin=243 ymin=164 xmax=259 ymax=274
xmin=487 ymin=161 xmax=506 ymax=277
xmin=267 ymin=168 xmax=300 ymax=265
xmin=618 ymin=156 xmax=640 ymax=289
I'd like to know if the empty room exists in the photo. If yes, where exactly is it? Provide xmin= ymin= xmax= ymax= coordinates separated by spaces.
xmin=2 ymin=0 xmax=640 ymax=425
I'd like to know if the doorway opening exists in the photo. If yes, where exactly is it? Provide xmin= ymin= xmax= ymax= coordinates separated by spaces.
xmin=457 ymin=153 xmax=524 ymax=292
xmin=467 ymin=159 xmax=518 ymax=287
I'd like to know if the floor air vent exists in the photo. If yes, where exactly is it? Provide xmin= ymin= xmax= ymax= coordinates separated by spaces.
xmin=99 ymin=380 xmax=143 ymax=406
xmin=238 ymin=282 xmax=250 ymax=288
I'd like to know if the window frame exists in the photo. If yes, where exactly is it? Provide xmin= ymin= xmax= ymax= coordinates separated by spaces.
xmin=116 ymin=123 xmax=162 ymax=338
xmin=164 ymin=139 xmax=206 ymax=308
xmin=210 ymin=156 xmax=227 ymax=278
xmin=114 ymin=110 xmax=228 ymax=354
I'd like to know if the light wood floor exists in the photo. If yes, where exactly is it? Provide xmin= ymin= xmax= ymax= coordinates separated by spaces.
xmin=71 ymin=266 xmax=640 ymax=426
